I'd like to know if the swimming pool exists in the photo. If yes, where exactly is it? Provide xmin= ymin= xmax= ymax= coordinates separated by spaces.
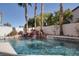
xmin=2 ymin=39 xmax=79 ymax=56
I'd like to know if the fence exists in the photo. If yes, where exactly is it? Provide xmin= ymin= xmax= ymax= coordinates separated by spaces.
xmin=36 ymin=23 xmax=79 ymax=37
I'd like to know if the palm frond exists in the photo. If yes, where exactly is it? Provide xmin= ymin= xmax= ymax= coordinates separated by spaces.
xmin=18 ymin=3 xmax=23 ymax=6
xmin=18 ymin=3 xmax=26 ymax=7
xmin=28 ymin=3 xmax=32 ymax=7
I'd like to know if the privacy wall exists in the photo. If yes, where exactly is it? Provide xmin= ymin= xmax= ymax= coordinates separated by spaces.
xmin=36 ymin=23 xmax=79 ymax=37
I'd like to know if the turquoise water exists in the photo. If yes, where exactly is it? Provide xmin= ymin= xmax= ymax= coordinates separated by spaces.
xmin=8 ymin=39 xmax=79 ymax=55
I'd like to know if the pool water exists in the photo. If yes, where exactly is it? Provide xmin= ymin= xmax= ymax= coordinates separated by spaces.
xmin=8 ymin=39 xmax=79 ymax=55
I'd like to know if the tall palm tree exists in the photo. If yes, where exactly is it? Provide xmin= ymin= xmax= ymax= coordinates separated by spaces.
xmin=34 ymin=3 xmax=37 ymax=29
xmin=18 ymin=3 xmax=31 ymax=33
xmin=59 ymin=3 xmax=64 ymax=35
xmin=41 ymin=3 xmax=44 ymax=30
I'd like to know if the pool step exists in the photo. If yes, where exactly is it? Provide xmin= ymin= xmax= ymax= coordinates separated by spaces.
xmin=0 ymin=42 xmax=17 ymax=56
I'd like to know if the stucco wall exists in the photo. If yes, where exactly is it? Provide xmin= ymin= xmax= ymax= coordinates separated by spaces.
xmin=36 ymin=23 xmax=79 ymax=37
xmin=36 ymin=25 xmax=60 ymax=35
xmin=0 ymin=23 xmax=79 ymax=37
xmin=0 ymin=26 xmax=12 ymax=36
xmin=63 ymin=23 xmax=79 ymax=36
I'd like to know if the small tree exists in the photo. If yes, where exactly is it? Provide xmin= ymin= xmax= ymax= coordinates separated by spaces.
xmin=7 ymin=27 xmax=17 ymax=36
xmin=18 ymin=31 xmax=23 ymax=35
xmin=4 ymin=22 xmax=11 ymax=27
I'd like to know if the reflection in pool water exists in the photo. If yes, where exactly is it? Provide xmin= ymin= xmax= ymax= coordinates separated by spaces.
xmin=8 ymin=39 xmax=79 ymax=55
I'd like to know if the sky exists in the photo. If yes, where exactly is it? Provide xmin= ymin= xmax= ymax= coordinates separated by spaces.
xmin=0 ymin=3 xmax=79 ymax=27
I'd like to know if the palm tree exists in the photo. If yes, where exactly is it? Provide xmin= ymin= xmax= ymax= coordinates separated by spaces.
xmin=34 ymin=3 xmax=37 ymax=29
xmin=41 ymin=3 xmax=44 ymax=30
xmin=59 ymin=3 xmax=64 ymax=35
xmin=18 ymin=3 xmax=31 ymax=33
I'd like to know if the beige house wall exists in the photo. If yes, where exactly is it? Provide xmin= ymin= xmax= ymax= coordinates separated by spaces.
xmin=72 ymin=8 xmax=79 ymax=22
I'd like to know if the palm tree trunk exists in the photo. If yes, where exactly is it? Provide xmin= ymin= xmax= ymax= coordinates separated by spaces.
xmin=0 ymin=12 xmax=2 ymax=24
xmin=34 ymin=3 xmax=37 ymax=29
xmin=59 ymin=3 xmax=64 ymax=35
xmin=41 ymin=3 xmax=44 ymax=30
xmin=25 ymin=3 xmax=28 ymax=30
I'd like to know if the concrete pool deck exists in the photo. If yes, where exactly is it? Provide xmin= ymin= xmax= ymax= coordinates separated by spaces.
xmin=0 ymin=42 xmax=17 ymax=56
xmin=47 ymin=35 xmax=79 ymax=39
xmin=47 ymin=35 xmax=79 ymax=42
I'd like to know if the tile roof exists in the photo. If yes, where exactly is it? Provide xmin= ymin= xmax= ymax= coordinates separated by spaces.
xmin=72 ymin=6 xmax=79 ymax=12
